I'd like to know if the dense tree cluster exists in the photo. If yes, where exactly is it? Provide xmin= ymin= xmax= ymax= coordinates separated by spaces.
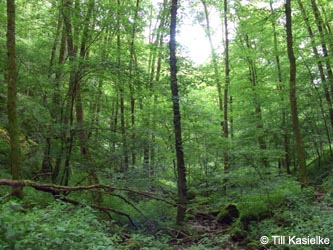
xmin=1 ymin=0 xmax=333 ymax=248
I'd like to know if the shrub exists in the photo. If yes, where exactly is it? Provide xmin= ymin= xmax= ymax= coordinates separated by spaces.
xmin=0 ymin=200 xmax=114 ymax=250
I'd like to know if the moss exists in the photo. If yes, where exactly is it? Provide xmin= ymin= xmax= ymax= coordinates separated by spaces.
xmin=216 ymin=204 xmax=239 ymax=225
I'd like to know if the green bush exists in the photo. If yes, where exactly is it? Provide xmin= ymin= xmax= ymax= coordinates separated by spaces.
xmin=0 ymin=200 xmax=114 ymax=250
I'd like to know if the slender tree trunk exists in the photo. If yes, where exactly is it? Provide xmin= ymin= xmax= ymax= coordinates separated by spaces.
xmin=170 ymin=0 xmax=186 ymax=225
xmin=150 ymin=32 xmax=164 ymax=177
xmin=61 ymin=0 xmax=80 ymax=186
xmin=301 ymin=55 xmax=333 ymax=157
xmin=270 ymin=1 xmax=290 ymax=173
xmin=229 ymin=96 xmax=234 ymax=138
xmin=52 ymin=24 xmax=67 ymax=183
xmin=73 ymin=0 xmax=102 ymax=202
xmin=223 ymin=0 xmax=230 ymax=171
xmin=41 ymin=4 xmax=64 ymax=178
xmin=128 ymin=0 xmax=140 ymax=166
xmin=144 ymin=0 xmax=167 ymax=176
xmin=201 ymin=0 xmax=223 ymax=127
xmin=298 ymin=0 xmax=333 ymax=129
xmin=6 ymin=0 xmax=23 ymax=198
xmin=310 ymin=0 xmax=333 ymax=102
xmin=244 ymin=34 xmax=269 ymax=168
xmin=41 ymin=137 xmax=52 ymax=174
xmin=285 ymin=0 xmax=307 ymax=186
xmin=110 ymin=95 xmax=119 ymax=154
xmin=116 ymin=0 xmax=129 ymax=172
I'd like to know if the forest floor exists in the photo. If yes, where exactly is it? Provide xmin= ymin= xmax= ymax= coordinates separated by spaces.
xmin=1 ymin=161 xmax=333 ymax=249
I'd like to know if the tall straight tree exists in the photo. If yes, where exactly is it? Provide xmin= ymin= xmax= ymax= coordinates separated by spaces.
xmin=200 ymin=0 xmax=223 ymax=129
xmin=285 ymin=0 xmax=307 ymax=186
xmin=270 ymin=0 xmax=290 ymax=174
xmin=169 ymin=0 xmax=186 ymax=225
xmin=6 ymin=0 xmax=23 ymax=198
xmin=223 ymin=0 xmax=230 ymax=171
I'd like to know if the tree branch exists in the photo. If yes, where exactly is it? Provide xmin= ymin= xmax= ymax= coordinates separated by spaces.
xmin=0 ymin=179 xmax=175 ymax=206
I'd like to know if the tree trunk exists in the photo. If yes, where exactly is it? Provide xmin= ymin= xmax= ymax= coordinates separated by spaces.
xmin=6 ymin=0 xmax=23 ymax=198
xmin=116 ymin=0 xmax=129 ymax=172
xmin=244 ymin=34 xmax=269 ymax=168
xmin=60 ymin=0 xmax=78 ymax=186
xmin=297 ymin=0 xmax=333 ymax=130
xmin=223 ymin=0 xmax=230 ymax=171
xmin=201 ymin=0 xmax=223 ymax=126
xmin=285 ymin=0 xmax=307 ymax=186
xmin=270 ymin=0 xmax=290 ymax=173
xmin=127 ymin=0 xmax=141 ymax=167
xmin=310 ymin=0 xmax=333 ymax=101
xmin=169 ymin=0 xmax=186 ymax=225
xmin=41 ymin=3 xmax=64 ymax=178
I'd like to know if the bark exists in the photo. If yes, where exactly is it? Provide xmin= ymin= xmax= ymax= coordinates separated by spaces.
xmin=6 ymin=0 xmax=23 ymax=198
xmin=223 ymin=0 xmax=230 ymax=171
xmin=0 ymin=179 xmax=175 ymax=205
xmin=48 ymin=5 xmax=63 ymax=80
xmin=229 ymin=96 xmax=234 ymax=138
xmin=61 ymin=0 xmax=77 ymax=186
xmin=42 ymin=4 xmax=64 ymax=177
xmin=150 ymin=29 xmax=165 ymax=177
xmin=128 ymin=0 xmax=140 ymax=166
xmin=74 ymin=0 xmax=102 ymax=202
xmin=41 ymin=138 xmax=52 ymax=174
xmin=116 ymin=0 xmax=129 ymax=172
xmin=75 ymin=84 xmax=102 ymax=202
xmin=285 ymin=0 xmax=307 ymax=186
xmin=169 ymin=0 xmax=186 ymax=225
xmin=147 ymin=0 xmax=168 ymax=176
xmin=270 ymin=0 xmax=290 ymax=173
xmin=110 ymin=95 xmax=119 ymax=153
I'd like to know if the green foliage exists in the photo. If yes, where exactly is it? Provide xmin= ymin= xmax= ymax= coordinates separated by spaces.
xmin=120 ymin=233 xmax=169 ymax=250
xmin=0 ymin=200 xmax=114 ymax=250
xmin=2 ymin=0 xmax=333 ymax=248
xmin=248 ymin=194 xmax=333 ymax=250
xmin=135 ymin=199 xmax=175 ymax=227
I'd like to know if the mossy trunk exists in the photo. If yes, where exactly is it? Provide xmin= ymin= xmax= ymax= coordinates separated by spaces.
xmin=6 ymin=0 xmax=23 ymax=198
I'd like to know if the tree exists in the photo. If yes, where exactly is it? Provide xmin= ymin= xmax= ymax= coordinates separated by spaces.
xmin=285 ymin=0 xmax=307 ymax=186
xmin=169 ymin=0 xmax=186 ymax=225
xmin=223 ymin=0 xmax=230 ymax=171
xmin=6 ymin=0 xmax=23 ymax=198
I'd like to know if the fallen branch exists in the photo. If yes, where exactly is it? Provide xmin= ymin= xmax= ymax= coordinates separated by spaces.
xmin=0 ymin=179 xmax=176 ymax=206
xmin=0 ymin=179 xmax=177 ymax=227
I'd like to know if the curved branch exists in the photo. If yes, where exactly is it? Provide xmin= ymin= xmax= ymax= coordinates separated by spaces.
xmin=0 ymin=179 xmax=176 ymax=206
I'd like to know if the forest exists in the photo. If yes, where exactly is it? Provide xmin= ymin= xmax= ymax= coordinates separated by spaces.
xmin=1 ymin=0 xmax=333 ymax=249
